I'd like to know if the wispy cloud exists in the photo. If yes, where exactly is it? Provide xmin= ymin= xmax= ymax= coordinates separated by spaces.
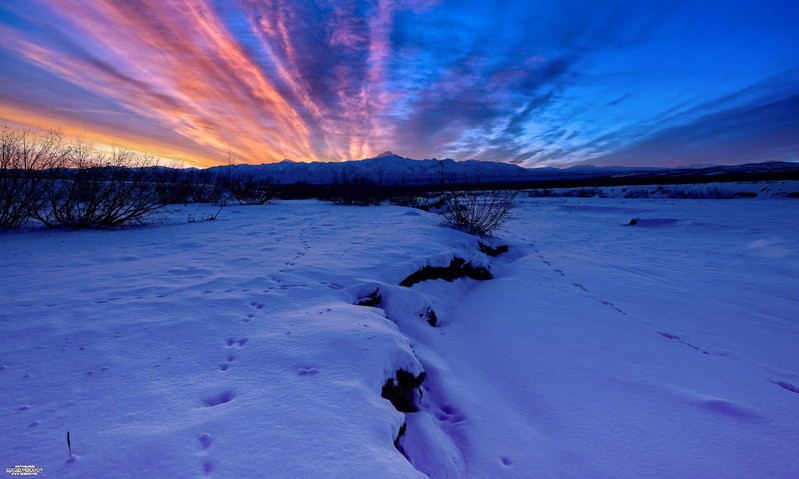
xmin=0 ymin=0 xmax=797 ymax=166
xmin=585 ymin=76 xmax=799 ymax=166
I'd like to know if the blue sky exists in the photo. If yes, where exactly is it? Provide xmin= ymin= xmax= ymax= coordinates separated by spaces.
xmin=0 ymin=0 xmax=797 ymax=167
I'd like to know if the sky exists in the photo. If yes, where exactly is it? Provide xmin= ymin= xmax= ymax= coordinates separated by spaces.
xmin=0 ymin=0 xmax=797 ymax=168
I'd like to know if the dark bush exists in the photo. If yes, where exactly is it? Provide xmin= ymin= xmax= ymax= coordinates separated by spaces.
xmin=228 ymin=174 xmax=274 ymax=205
xmin=389 ymin=191 xmax=447 ymax=211
xmin=441 ymin=190 xmax=515 ymax=235
xmin=152 ymin=167 xmax=196 ymax=205
xmin=326 ymin=169 xmax=385 ymax=205
xmin=190 ymin=170 xmax=228 ymax=204
xmin=34 ymin=143 xmax=164 ymax=228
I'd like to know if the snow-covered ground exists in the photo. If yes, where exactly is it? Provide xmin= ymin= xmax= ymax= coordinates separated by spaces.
xmin=1 ymin=196 xmax=798 ymax=478
xmin=526 ymin=179 xmax=799 ymax=199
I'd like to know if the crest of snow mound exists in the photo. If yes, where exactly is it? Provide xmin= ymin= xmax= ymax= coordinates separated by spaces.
xmin=349 ymin=282 xmax=440 ymax=327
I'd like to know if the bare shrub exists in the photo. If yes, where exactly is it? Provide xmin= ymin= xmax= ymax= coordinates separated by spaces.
xmin=666 ymin=186 xmax=733 ymax=199
xmin=35 ymin=142 xmax=164 ymax=228
xmin=389 ymin=192 xmax=442 ymax=210
xmin=441 ymin=190 xmax=515 ymax=235
xmin=526 ymin=188 xmax=554 ymax=198
xmin=327 ymin=169 xmax=384 ymax=205
xmin=190 ymin=170 xmax=227 ymax=204
xmin=152 ymin=165 xmax=196 ymax=205
xmin=388 ymin=194 xmax=423 ymax=208
xmin=228 ymin=174 xmax=274 ymax=205
xmin=0 ymin=126 xmax=67 ymax=229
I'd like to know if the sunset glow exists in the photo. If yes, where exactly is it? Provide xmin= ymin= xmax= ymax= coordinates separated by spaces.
xmin=1 ymin=0 xmax=797 ymax=167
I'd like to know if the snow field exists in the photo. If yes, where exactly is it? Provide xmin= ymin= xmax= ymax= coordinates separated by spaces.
xmin=2 ymin=196 xmax=798 ymax=478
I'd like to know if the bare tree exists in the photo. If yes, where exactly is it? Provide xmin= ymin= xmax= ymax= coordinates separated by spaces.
xmin=0 ymin=126 xmax=67 ymax=230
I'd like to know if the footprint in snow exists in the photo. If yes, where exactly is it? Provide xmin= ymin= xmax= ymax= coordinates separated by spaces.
xmin=201 ymin=390 xmax=236 ymax=407
xmin=198 ymin=433 xmax=213 ymax=450
xmin=435 ymin=405 xmax=466 ymax=424
xmin=225 ymin=337 xmax=248 ymax=347
xmin=598 ymin=299 xmax=626 ymax=315
xmin=572 ymin=283 xmax=589 ymax=293
xmin=771 ymin=380 xmax=799 ymax=394
xmin=694 ymin=397 xmax=764 ymax=422
xmin=658 ymin=332 xmax=710 ymax=355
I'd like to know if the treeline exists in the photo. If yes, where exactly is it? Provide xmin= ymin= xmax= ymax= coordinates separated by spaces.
xmin=2 ymin=125 xmax=515 ymax=235
xmin=0 ymin=126 xmax=273 ymax=230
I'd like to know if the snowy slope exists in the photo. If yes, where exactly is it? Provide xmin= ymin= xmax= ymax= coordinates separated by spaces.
xmin=2 ymin=197 xmax=798 ymax=478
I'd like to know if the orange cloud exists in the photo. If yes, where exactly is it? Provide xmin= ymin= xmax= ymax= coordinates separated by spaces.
xmin=1 ymin=0 xmax=318 ymax=166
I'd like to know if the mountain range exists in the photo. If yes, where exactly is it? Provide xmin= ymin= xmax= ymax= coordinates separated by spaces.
xmin=206 ymin=152 xmax=799 ymax=187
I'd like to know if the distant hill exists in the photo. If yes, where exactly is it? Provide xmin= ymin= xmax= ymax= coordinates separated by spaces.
xmin=206 ymin=153 xmax=799 ymax=187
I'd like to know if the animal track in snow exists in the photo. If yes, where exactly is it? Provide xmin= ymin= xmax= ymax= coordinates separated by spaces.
xmin=598 ymin=299 xmax=626 ymax=315
xmin=771 ymin=380 xmax=799 ymax=394
xmin=249 ymin=301 xmax=264 ymax=310
xmin=694 ymin=397 xmax=764 ymax=422
xmin=225 ymin=337 xmax=248 ymax=347
xmin=434 ymin=405 xmax=465 ymax=424
xmin=218 ymin=351 xmax=237 ymax=371
xmin=658 ymin=332 xmax=710 ymax=355
xmin=572 ymin=283 xmax=589 ymax=293
xmin=201 ymin=390 xmax=236 ymax=407
xmin=198 ymin=433 xmax=213 ymax=450
xmin=94 ymin=297 xmax=121 ymax=304
xmin=278 ymin=283 xmax=308 ymax=291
